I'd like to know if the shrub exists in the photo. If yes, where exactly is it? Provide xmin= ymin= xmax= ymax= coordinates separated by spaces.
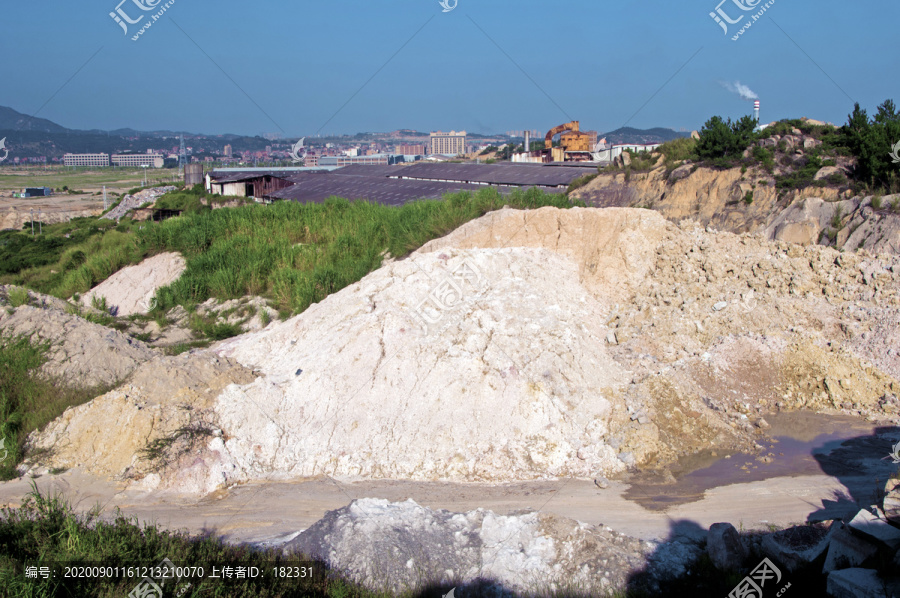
xmin=695 ymin=115 xmax=758 ymax=161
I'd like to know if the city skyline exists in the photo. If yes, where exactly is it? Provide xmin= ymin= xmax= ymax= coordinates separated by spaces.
xmin=1 ymin=1 xmax=897 ymax=138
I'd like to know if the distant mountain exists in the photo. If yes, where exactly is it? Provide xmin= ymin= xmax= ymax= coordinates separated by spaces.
xmin=0 ymin=106 xmax=68 ymax=133
xmin=600 ymin=127 xmax=690 ymax=145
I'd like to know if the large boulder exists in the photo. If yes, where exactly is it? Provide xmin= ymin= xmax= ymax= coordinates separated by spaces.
xmin=823 ymin=524 xmax=879 ymax=573
xmin=847 ymin=508 xmax=900 ymax=551
xmin=884 ymin=478 xmax=900 ymax=525
xmin=826 ymin=568 xmax=900 ymax=598
xmin=761 ymin=522 xmax=835 ymax=572
xmin=707 ymin=522 xmax=747 ymax=571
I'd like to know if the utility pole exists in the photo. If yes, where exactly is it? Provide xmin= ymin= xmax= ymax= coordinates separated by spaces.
xmin=30 ymin=209 xmax=34 ymax=236
xmin=38 ymin=210 xmax=42 ymax=235
xmin=103 ymin=185 xmax=108 ymax=211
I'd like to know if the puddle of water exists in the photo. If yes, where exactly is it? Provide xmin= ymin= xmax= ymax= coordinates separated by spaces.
xmin=624 ymin=411 xmax=900 ymax=511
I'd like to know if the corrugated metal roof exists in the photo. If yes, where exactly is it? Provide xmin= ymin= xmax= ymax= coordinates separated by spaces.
xmin=269 ymin=174 xmax=562 ymax=206
xmin=387 ymin=162 xmax=596 ymax=187
xmin=209 ymin=169 xmax=329 ymax=183
xmin=330 ymin=164 xmax=413 ymax=178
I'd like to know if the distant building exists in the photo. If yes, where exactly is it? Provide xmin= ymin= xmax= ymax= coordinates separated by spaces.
xmin=224 ymin=144 xmax=233 ymax=158
xmin=111 ymin=153 xmax=165 ymax=168
xmin=429 ymin=131 xmax=467 ymax=156
xmin=396 ymin=143 xmax=426 ymax=155
xmin=63 ymin=153 xmax=110 ymax=167
xmin=22 ymin=187 xmax=52 ymax=197
xmin=317 ymin=155 xmax=392 ymax=167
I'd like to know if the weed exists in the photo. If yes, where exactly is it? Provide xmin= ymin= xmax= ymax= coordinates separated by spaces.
xmin=90 ymin=294 xmax=109 ymax=313
xmin=7 ymin=287 xmax=29 ymax=307
xmin=743 ymin=191 xmax=753 ymax=205
xmin=260 ymin=308 xmax=272 ymax=327
xmin=872 ymin=195 xmax=883 ymax=210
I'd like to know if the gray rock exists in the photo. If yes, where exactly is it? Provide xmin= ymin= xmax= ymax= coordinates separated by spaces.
xmin=707 ymin=522 xmax=747 ymax=571
xmin=826 ymin=568 xmax=896 ymax=598
xmin=282 ymin=498 xmax=699 ymax=595
xmin=713 ymin=301 xmax=728 ymax=311
xmin=823 ymin=524 xmax=879 ymax=573
xmin=848 ymin=508 xmax=900 ymax=550
xmin=761 ymin=522 xmax=835 ymax=572
xmin=883 ymin=478 xmax=900 ymax=525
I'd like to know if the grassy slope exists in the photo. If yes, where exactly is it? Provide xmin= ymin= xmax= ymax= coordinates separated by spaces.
xmin=6 ymin=187 xmax=579 ymax=315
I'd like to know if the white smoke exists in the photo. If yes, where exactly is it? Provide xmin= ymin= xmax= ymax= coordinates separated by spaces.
xmin=720 ymin=81 xmax=759 ymax=102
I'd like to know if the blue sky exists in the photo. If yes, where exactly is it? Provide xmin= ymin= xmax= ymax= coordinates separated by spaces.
xmin=0 ymin=1 xmax=897 ymax=137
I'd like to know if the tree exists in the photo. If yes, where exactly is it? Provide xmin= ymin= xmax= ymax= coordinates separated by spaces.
xmin=842 ymin=100 xmax=900 ymax=191
xmin=695 ymin=115 xmax=758 ymax=162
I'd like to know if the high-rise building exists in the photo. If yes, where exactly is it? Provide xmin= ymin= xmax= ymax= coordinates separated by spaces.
xmin=224 ymin=144 xmax=233 ymax=158
xmin=63 ymin=153 xmax=110 ymax=167
xmin=429 ymin=131 xmax=467 ymax=156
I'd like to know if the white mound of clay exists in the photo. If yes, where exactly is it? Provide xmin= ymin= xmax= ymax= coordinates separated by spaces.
xmin=283 ymin=497 xmax=701 ymax=595
xmin=82 ymin=252 xmax=185 ymax=316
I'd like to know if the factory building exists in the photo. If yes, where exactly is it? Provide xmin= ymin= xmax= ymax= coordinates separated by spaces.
xmin=63 ymin=153 xmax=110 ymax=167
xmin=111 ymin=153 xmax=165 ymax=168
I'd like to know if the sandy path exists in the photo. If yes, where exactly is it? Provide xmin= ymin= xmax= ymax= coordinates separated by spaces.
xmin=0 ymin=470 xmax=860 ymax=547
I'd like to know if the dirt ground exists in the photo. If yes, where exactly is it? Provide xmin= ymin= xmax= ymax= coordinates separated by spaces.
xmin=2 ymin=412 xmax=895 ymax=547
xmin=0 ymin=194 xmax=104 ymax=230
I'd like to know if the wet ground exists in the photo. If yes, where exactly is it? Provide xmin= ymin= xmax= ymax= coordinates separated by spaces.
xmin=1 ymin=412 xmax=898 ymax=545
xmin=624 ymin=411 xmax=900 ymax=512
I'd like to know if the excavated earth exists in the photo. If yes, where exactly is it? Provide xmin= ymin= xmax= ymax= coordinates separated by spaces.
xmin=6 ymin=206 xmax=900 ymax=594
xmin=19 ymin=207 xmax=900 ymax=490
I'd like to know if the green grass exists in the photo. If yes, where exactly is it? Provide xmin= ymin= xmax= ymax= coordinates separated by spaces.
xmin=0 ymin=334 xmax=111 ymax=480
xmin=4 ymin=187 xmax=578 ymax=318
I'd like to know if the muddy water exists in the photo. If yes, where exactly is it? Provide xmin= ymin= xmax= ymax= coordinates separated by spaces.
xmin=624 ymin=411 xmax=900 ymax=511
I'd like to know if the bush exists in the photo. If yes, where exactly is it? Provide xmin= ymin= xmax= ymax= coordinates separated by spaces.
xmin=695 ymin=115 xmax=758 ymax=162
xmin=657 ymin=137 xmax=697 ymax=163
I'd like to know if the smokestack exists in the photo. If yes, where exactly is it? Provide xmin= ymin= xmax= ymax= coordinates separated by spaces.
xmin=524 ymin=131 xmax=530 ymax=153
xmin=754 ymin=100 xmax=760 ymax=125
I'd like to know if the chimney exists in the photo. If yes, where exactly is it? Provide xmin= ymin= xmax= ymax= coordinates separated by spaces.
xmin=524 ymin=131 xmax=530 ymax=153
xmin=754 ymin=100 xmax=760 ymax=125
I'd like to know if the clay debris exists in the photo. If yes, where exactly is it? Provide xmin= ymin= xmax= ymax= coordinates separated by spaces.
xmin=284 ymin=497 xmax=701 ymax=595
xmin=22 ymin=207 xmax=900 ymax=496
xmin=81 ymin=252 xmax=186 ymax=317
xmin=101 ymin=186 xmax=177 ymax=221
xmin=0 ymin=288 xmax=158 ymax=388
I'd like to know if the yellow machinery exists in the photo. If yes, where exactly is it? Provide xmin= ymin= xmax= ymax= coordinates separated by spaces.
xmin=543 ymin=121 xmax=593 ymax=161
